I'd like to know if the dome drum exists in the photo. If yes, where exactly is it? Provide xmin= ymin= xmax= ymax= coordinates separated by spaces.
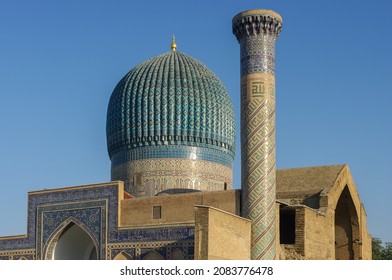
xmin=111 ymin=158 xmax=233 ymax=197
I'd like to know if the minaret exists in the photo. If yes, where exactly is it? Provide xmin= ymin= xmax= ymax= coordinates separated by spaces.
xmin=232 ymin=10 xmax=282 ymax=260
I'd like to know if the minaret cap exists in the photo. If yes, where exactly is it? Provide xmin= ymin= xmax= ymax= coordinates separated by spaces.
xmin=171 ymin=35 xmax=177 ymax=51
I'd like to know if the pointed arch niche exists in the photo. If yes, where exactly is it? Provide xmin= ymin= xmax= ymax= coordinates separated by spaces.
xmin=170 ymin=248 xmax=185 ymax=260
xmin=334 ymin=186 xmax=360 ymax=260
xmin=113 ymin=251 xmax=133 ymax=260
xmin=142 ymin=251 xmax=164 ymax=260
xmin=45 ymin=219 xmax=98 ymax=260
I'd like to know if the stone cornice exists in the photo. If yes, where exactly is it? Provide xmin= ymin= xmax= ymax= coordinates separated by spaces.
xmin=232 ymin=10 xmax=282 ymax=41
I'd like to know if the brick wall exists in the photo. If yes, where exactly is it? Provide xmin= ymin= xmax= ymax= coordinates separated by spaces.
xmin=194 ymin=206 xmax=251 ymax=260
xmin=120 ymin=190 xmax=241 ymax=228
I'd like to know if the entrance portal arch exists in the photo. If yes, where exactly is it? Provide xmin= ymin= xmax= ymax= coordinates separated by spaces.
xmin=45 ymin=219 xmax=98 ymax=260
xmin=334 ymin=186 xmax=360 ymax=259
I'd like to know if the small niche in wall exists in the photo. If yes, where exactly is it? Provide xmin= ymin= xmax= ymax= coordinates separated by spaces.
xmin=134 ymin=173 xmax=142 ymax=186
xmin=152 ymin=206 xmax=162 ymax=219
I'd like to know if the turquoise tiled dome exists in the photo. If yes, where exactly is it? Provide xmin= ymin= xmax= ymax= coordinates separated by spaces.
xmin=106 ymin=50 xmax=235 ymax=163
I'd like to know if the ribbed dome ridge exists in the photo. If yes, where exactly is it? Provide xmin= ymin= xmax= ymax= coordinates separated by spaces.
xmin=106 ymin=51 xmax=236 ymax=159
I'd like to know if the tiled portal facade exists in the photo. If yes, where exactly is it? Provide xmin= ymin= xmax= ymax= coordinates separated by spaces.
xmin=0 ymin=183 xmax=194 ymax=260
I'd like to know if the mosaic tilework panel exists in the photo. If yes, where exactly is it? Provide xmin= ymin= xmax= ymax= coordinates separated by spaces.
xmin=36 ymin=201 xmax=107 ymax=259
xmin=106 ymin=51 xmax=236 ymax=159
xmin=108 ymin=241 xmax=194 ymax=260
xmin=110 ymin=226 xmax=194 ymax=243
xmin=40 ymin=203 xmax=103 ymax=245
xmin=0 ymin=249 xmax=35 ymax=260
xmin=111 ymin=145 xmax=234 ymax=167
xmin=239 ymin=36 xmax=277 ymax=76
xmin=111 ymin=158 xmax=233 ymax=196
xmin=0 ymin=236 xmax=30 ymax=252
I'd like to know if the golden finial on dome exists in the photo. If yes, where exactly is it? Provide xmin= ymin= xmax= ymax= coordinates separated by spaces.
xmin=171 ymin=35 xmax=177 ymax=51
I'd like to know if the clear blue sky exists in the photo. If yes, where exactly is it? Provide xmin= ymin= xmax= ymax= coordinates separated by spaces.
xmin=0 ymin=0 xmax=391 ymax=243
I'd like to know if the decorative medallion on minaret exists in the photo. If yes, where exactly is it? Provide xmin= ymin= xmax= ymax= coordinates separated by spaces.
xmin=232 ymin=10 xmax=282 ymax=260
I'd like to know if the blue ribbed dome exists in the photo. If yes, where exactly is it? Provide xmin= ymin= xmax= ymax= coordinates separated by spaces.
xmin=106 ymin=51 xmax=235 ymax=160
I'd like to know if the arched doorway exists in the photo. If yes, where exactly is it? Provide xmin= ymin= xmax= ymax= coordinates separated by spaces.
xmin=46 ymin=221 xmax=98 ymax=260
xmin=334 ymin=186 xmax=360 ymax=260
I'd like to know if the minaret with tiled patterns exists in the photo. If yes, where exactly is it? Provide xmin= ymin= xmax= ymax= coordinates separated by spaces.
xmin=232 ymin=10 xmax=282 ymax=260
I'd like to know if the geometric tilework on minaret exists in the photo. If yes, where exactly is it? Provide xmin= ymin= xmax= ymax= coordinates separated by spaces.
xmin=232 ymin=10 xmax=282 ymax=260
